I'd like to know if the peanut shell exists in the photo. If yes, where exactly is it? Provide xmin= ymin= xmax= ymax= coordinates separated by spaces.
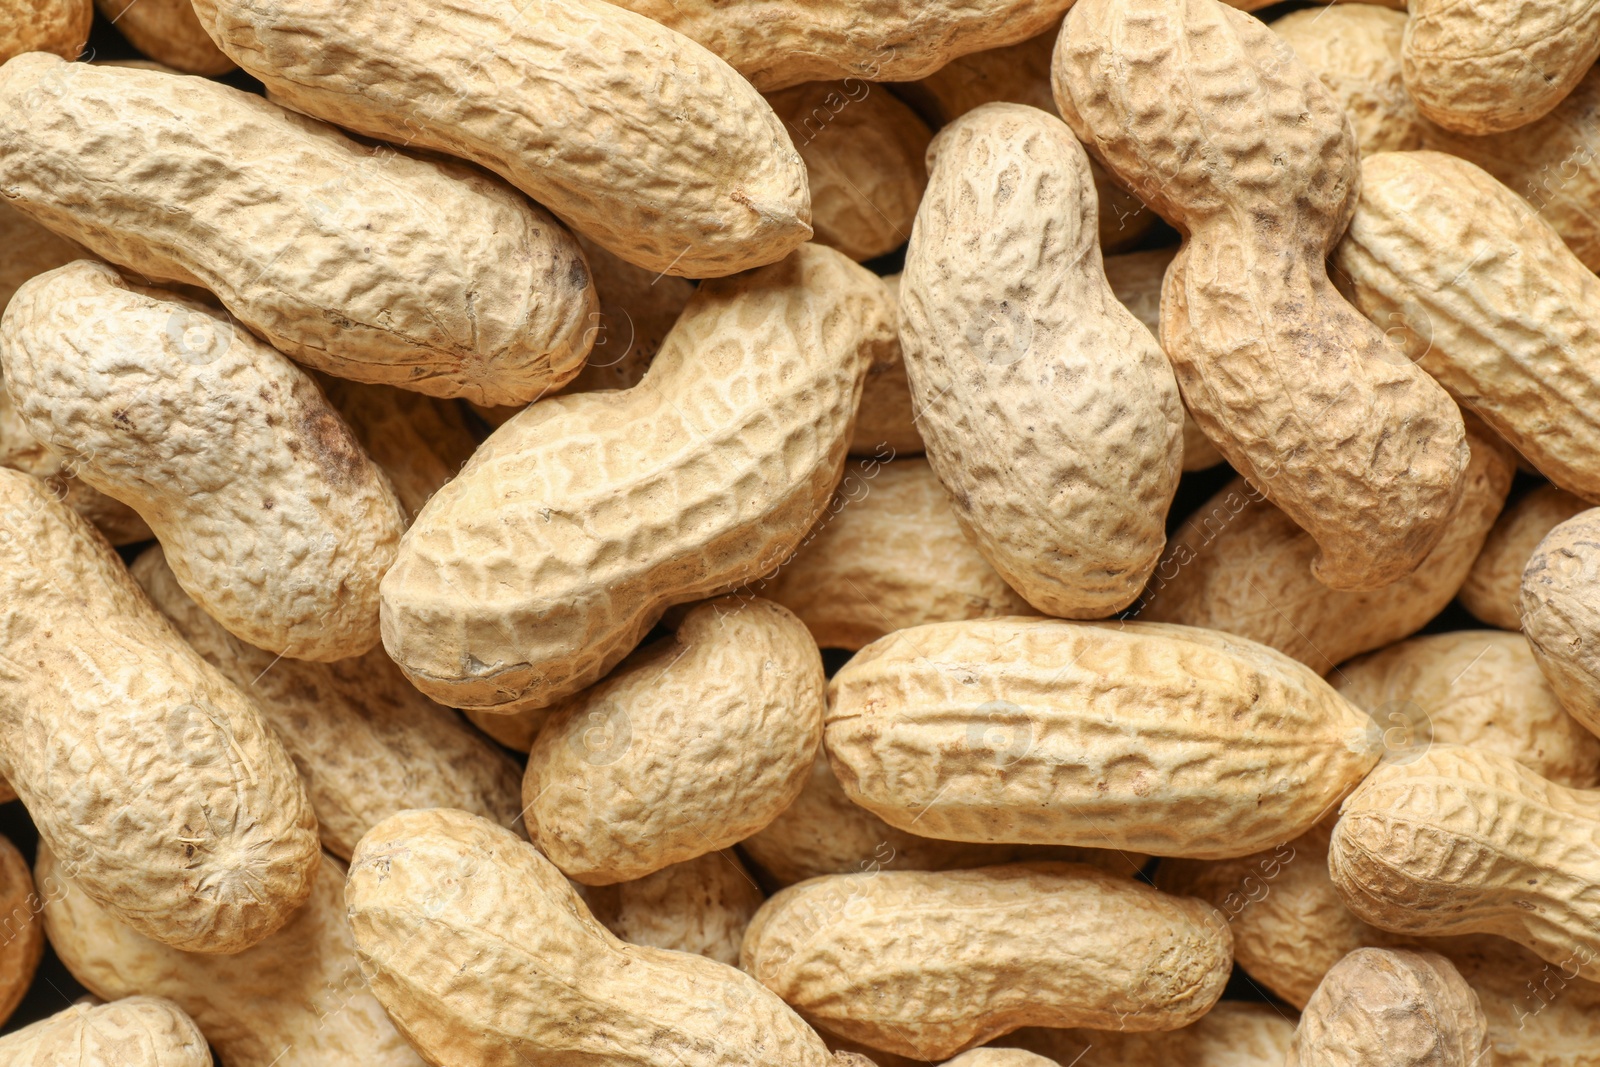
xmin=0 ymin=0 xmax=89 ymax=62
xmin=0 ymin=997 xmax=211 ymax=1067
xmin=1462 ymin=485 xmax=1588 ymax=631
xmin=1001 ymin=1001 xmax=1298 ymax=1067
xmin=316 ymin=377 xmax=478 ymax=521
xmin=1273 ymin=6 xmax=1425 ymax=155
xmin=1522 ymin=506 xmax=1600 ymax=737
xmin=95 ymin=0 xmax=234 ymax=74
xmin=581 ymin=850 xmax=764 ymax=967
xmin=849 ymin=273 xmax=923 ymax=459
xmin=0 ymin=833 xmax=41 ymax=1027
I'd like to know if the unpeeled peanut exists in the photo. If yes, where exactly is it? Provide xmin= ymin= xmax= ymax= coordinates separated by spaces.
xmin=849 ymin=274 xmax=923 ymax=458
xmin=1462 ymin=485 xmax=1588 ymax=630
xmin=1002 ymin=1001 xmax=1298 ymax=1067
xmin=1521 ymin=507 xmax=1600 ymax=738
xmin=316 ymin=377 xmax=478 ymax=521
xmin=0 ymin=833 xmax=41 ymax=1027
xmin=95 ymin=0 xmax=235 ymax=74
xmin=0 ymin=0 xmax=90 ymax=63
xmin=3 ymin=261 xmax=407 ymax=661
xmin=0 ymin=996 xmax=211 ymax=1067
xmin=899 ymin=102 xmax=1183 ymax=618
xmin=580 ymin=850 xmax=764 ymax=967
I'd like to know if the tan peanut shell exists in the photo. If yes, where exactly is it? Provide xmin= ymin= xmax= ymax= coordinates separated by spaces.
xmin=944 ymin=1050 xmax=1055 ymax=1067
xmin=348 ymin=808 xmax=833 ymax=1067
xmin=601 ymin=0 xmax=1074 ymax=91
xmin=1334 ymin=630 xmax=1600 ymax=788
xmin=1401 ymin=0 xmax=1600 ymax=134
xmin=1273 ymin=6 xmax=1425 ymax=156
xmin=1137 ymin=420 xmax=1514 ymax=675
xmin=849 ymin=273 xmax=923 ymax=458
xmin=192 ymin=0 xmax=810 ymax=278
xmin=1002 ymin=1001 xmax=1298 ymax=1067
xmin=1335 ymin=151 xmax=1600 ymax=503
xmin=0 ymin=997 xmax=211 ymax=1067
xmin=95 ymin=0 xmax=235 ymax=74
xmin=0 ymin=468 xmax=318 ymax=953
xmin=900 ymin=103 xmax=1183 ymax=618
xmin=1521 ymin=506 xmax=1600 ymax=738
xmin=1462 ymin=485 xmax=1588 ymax=630
xmin=317 ymin=377 xmax=478 ymax=520
xmin=131 ymin=546 xmax=524 ymax=861
xmin=0 ymin=0 xmax=89 ymax=62
xmin=826 ymin=617 xmax=1380 ymax=859
xmin=1101 ymin=247 xmax=1226 ymax=472
xmin=0 ymin=833 xmax=41 ymax=1027
xmin=1287 ymin=948 xmax=1491 ymax=1067
xmin=1330 ymin=744 xmax=1600 ymax=981
xmin=768 ymin=82 xmax=929 ymax=262
xmin=0 ymin=57 xmax=596 ymax=406
xmin=525 ymin=597 xmax=823 ymax=884
xmin=758 ymin=457 xmax=1034 ymax=650
xmin=381 ymin=244 xmax=892 ymax=714
xmin=581 ymin=850 xmax=764 ymax=967
xmin=3 ymin=261 xmax=407 ymax=661
xmin=1055 ymin=0 xmax=1470 ymax=592
xmin=741 ymin=862 xmax=1231 ymax=1059
xmin=0 ymin=200 xmax=83 ymax=311
xmin=40 ymin=847 xmax=426 ymax=1067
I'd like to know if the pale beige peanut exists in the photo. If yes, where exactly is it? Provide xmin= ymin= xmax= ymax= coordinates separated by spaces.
xmin=944 ymin=1050 xmax=1055 ymax=1067
xmin=825 ymin=617 xmax=1380 ymax=859
xmin=3 ymin=262 xmax=406 ymax=661
xmin=1335 ymin=151 xmax=1600 ymax=502
xmin=767 ymin=81 xmax=929 ymax=262
xmin=1273 ymin=6 xmax=1426 ymax=156
xmin=131 ymin=546 xmax=524 ymax=861
xmin=348 ymin=808 xmax=835 ymax=1067
xmin=849 ymin=273 xmax=923 ymax=458
xmin=0 ymin=997 xmax=211 ymax=1067
xmin=580 ymin=850 xmax=763 ymax=967
xmin=1329 ymin=744 xmax=1600 ymax=981
xmin=1056 ymin=0 xmax=1469 ymax=592
xmin=0 ymin=0 xmax=90 ymax=62
xmin=1333 ymin=631 xmax=1600 ymax=788
xmin=1521 ymin=507 xmax=1600 ymax=737
xmin=192 ymin=0 xmax=810 ymax=278
xmin=1000 ymin=1001 xmax=1298 ymax=1067
xmin=0 ymin=468 xmax=318 ymax=953
xmin=40 ymin=847 xmax=426 ymax=1067
xmin=900 ymin=103 xmax=1183 ymax=619
xmin=381 ymin=245 xmax=893 ymax=714
xmin=1136 ymin=419 xmax=1514 ymax=675
xmin=0 ymin=57 xmax=595 ymax=406
xmin=600 ymin=0 xmax=1075 ymax=90
xmin=316 ymin=376 xmax=478 ymax=521
xmin=0 ymin=833 xmax=41 ymax=1027
xmin=1462 ymin=485 xmax=1587 ymax=630
xmin=95 ymin=0 xmax=234 ymax=74
xmin=741 ymin=862 xmax=1231 ymax=1059
xmin=1287 ymin=948 xmax=1491 ymax=1067
xmin=524 ymin=598 xmax=823 ymax=884
xmin=758 ymin=457 xmax=1034 ymax=650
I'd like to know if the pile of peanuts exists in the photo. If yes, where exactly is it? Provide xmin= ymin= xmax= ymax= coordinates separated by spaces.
xmin=0 ymin=0 xmax=1597 ymax=1063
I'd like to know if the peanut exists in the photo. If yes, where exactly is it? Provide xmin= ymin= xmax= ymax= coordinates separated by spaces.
xmin=0 ymin=997 xmax=211 ymax=1067
xmin=1333 ymin=631 xmax=1600 ymax=788
xmin=40 ymin=847 xmax=427 ymax=1067
xmin=759 ymin=457 xmax=1034 ymax=650
xmin=0 ymin=468 xmax=318 ymax=953
xmin=0 ymin=200 xmax=82 ymax=311
xmin=0 ymin=833 xmax=41 ymax=1027
xmin=2 ymin=261 xmax=407 ymax=661
xmin=1000 ymin=1001 xmax=1298 ymax=1067
xmin=130 ymin=545 xmax=524 ymax=861
xmin=740 ymin=862 xmax=1232 ymax=1058
xmin=1521 ymin=506 xmax=1600 ymax=737
xmin=824 ymin=618 xmax=1380 ymax=859
xmin=525 ymin=597 xmax=822 ymax=884
xmin=850 ymin=274 xmax=923 ymax=458
xmin=347 ymin=807 xmax=837 ymax=1067
xmin=1055 ymin=0 xmax=1470 ymax=592
xmin=768 ymin=81 xmax=930 ymax=262
xmin=899 ymin=103 xmax=1183 ymax=618
xmin=1137 ymin=418 xmax=1513 ymax=675
xmin=1462 ymin=485 xmax=1588 ymax=630
xmin=580 ymin=850 xmax=764 ymax=967
xmin=1273 ymin=6 xmax=1425 ymax=155
xmin=0 ymin=57 xmax=595 ymax=406
xmin=0 ymin=0 xmax=89 ymax=63
xmin=1329 ymin=744 xmax=1600 ymax=980
xmin=944 ymin=1050 xmax=1055 ymax=1067
xmin=380 ymin=245 xmax=894 ymax=714
xmin=1334 ymin=151 xmax=1600 ymax=503
xmin=191 ymin=0 xmax=811 ymax=278
xmin=95 ymin=0 xmax=235 ymax=74
xmin=1287 ymin=948 xmax=1491 ymax=1067
xmin=315 ymin=377 xmax=478 ymax=521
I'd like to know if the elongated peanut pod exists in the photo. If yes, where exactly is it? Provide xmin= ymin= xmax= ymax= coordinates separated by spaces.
xmin=0 ymin=997 xmax=211 ymax=1067
xmin=1461 ymin=484 xmax=1587 ymax=631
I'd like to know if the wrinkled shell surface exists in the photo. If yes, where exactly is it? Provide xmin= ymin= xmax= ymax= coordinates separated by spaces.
xmin=0 ymin=997 xmax=211 ymax=1067
xmin=1273 ymin=6 xmax=1424 ymax=155
xmin=0 ymin=55 xmax=595 ymax=406
xmin=825 ymin=617 xmax=1380 ymax=858
xmin=0 ymin=468 xmax=318 ymax=954
xmin=581 ymin=850 xmax=763 ymax=966
xmin=2 ymin=261 xmax=407 ymax=661
xmin=1287 ymin=948 xmax=1492 ymax=1067
xmin=40 ymin=847 xmax=425 ymax=1067
xmin=381 ymin=245 xmax=892 ymax=713
xmin=0 ymin=200 xmax=83 ymax=311
xmin=1462 ymin=485 xmax=1587 ymax=630
xmin=1522 ymin=506 xmax=1600 ymax=737
xmin=560 ymin=234 xmax=695 ymax=397
xmin=132 ymin=546 xmax=524 ymax=861
xmin=318 ymin=377 xmax=478 ymax=521
xmin=849 ymin=273 xmax=922 ymax=458
xmin=740 ymin=862 xmax=1231 ymax=1059
xmin=95 ymin=0 xmax=234 ymax=73
xmin=525 ymin=598 xmax=823 ymax=884
xmin=191 ymin=0 xmax=811 ymax=277
xmin=0 ymin=833 xmax=40 ymax=1027
xmin=347 ymin=809 xmax=831 ymax=1067
xmin=0 ymin=0 xmax=89 ymax=62
xmin=899 ymin=103 xmax=1183 ymax=619
xmin=1055 ymin=0 xmax=1469 ymax=592
xmin=1003 ymin=1000 xmax=1298 ymax=1067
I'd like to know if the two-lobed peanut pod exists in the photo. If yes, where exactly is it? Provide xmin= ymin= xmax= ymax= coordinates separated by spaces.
xmin=1522 ymin=506 xmax=1600 ymax=737
xmin=2 ymin=261 xmax=407 ymax=661
xmin=0 ymin=997 xmax=211 ymax=1067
